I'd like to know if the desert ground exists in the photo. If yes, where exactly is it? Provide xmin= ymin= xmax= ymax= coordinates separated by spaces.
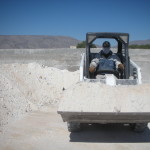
xmin=0 ymin=48 xmax=150 ymax=150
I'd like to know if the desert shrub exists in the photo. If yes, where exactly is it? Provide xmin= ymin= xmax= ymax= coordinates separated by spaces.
xmin=129 ymin=44 xmax=150 ymax=49
xmin=77 ymin=41 xmax=96 ymax=48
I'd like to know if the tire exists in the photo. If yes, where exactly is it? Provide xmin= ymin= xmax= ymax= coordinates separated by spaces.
xmin=67 ymin=122 xmax=81 ymax=132
xmin=130 ymin=123 xmax=148 ymax=132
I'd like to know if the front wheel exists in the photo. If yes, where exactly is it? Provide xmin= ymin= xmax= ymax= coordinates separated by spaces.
xmin=130 ymin=123 xmax=148 ymax=132
xmin=67 ymin=122 xmax=81 ymax=132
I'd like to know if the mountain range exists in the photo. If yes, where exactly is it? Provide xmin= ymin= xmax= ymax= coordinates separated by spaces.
xmin=0 ymin=35 xmax=150 ymax=49
xmin=129 ymin=39 xmax=150 ymax=45
xmin=0 ymin=35 xmax=81 ymax=49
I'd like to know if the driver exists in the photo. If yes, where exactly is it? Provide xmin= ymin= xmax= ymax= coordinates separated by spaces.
xmin=89 ymin=41 xmax=124 ymax=73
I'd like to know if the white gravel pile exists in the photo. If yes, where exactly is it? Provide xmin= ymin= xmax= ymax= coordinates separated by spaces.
xmin=58 ymin=82 xmax=150 ymax=113
xmin=1 ymin=62 xmax=150 ymax=131
xmin=0 ymin=63 xmax=79 ymax=130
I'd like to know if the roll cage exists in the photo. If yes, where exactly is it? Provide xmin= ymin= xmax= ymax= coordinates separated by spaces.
xmin=85 ymin=32 xmax=130 ymax=79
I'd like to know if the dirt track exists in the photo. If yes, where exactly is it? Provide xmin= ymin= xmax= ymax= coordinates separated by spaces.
xmin=1 ymin=106 xmax=150 ymax=150
xmin=0 ymin=48 xmax=150 ymax=150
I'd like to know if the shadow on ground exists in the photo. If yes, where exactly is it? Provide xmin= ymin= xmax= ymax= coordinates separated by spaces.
xmin=70 ymin=123 xmax=150 ymax=143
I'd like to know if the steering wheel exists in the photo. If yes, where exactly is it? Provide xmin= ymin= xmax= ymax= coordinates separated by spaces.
xmin=96 ymin=70 xmax=120 ymax=78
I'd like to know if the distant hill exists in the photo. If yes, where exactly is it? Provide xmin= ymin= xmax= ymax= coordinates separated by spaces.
xmin=0 ymin=35 xmax=150 ymax=49
xmin=129 ymin=39 xmax=150 ymax=45
xmin=0 ymin=35 xmax=81 ymax=49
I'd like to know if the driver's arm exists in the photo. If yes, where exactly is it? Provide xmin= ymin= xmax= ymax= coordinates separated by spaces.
xmin=113 ymin=57 xmax=124 ymax=71
xmin=110 ymin=54 xmax=124 ymax=71
xmin=89 ymin=58 xmax=99 ymax=73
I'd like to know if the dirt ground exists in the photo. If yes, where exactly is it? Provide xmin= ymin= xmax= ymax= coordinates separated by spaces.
xmin=0 ymin=48 xmax=150 ymax=150
xmin=0 ymin=106 xmax=150 ymax=150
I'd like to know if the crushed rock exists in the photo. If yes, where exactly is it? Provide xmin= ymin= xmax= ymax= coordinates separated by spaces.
xmin=0 ymin=63 xmax=79 ymax=130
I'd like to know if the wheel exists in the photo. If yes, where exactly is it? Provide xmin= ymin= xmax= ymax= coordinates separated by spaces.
xmin=129 ymin=123 xmax=136 ymax=130
xmin=134 ymin=123 xmax=148 ymax=132
xmin=67 ymin=122 xmax=81 ymax=132
xmin=130 ymin=123 xmax=148 ymax=132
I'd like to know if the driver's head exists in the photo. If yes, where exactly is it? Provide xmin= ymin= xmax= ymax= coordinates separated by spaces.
xmin=102 ymin=41 xmax=111 ymax=55
xmin=102 ymin=41 xmax=110 ymax=48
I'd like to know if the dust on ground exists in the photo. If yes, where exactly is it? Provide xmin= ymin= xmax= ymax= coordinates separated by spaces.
xmin=0 ymin=63 xmax=79 ymax=131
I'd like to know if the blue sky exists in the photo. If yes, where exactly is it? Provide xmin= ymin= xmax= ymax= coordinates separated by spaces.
xmin=0 ymin=0 xmax=150 ymax=41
